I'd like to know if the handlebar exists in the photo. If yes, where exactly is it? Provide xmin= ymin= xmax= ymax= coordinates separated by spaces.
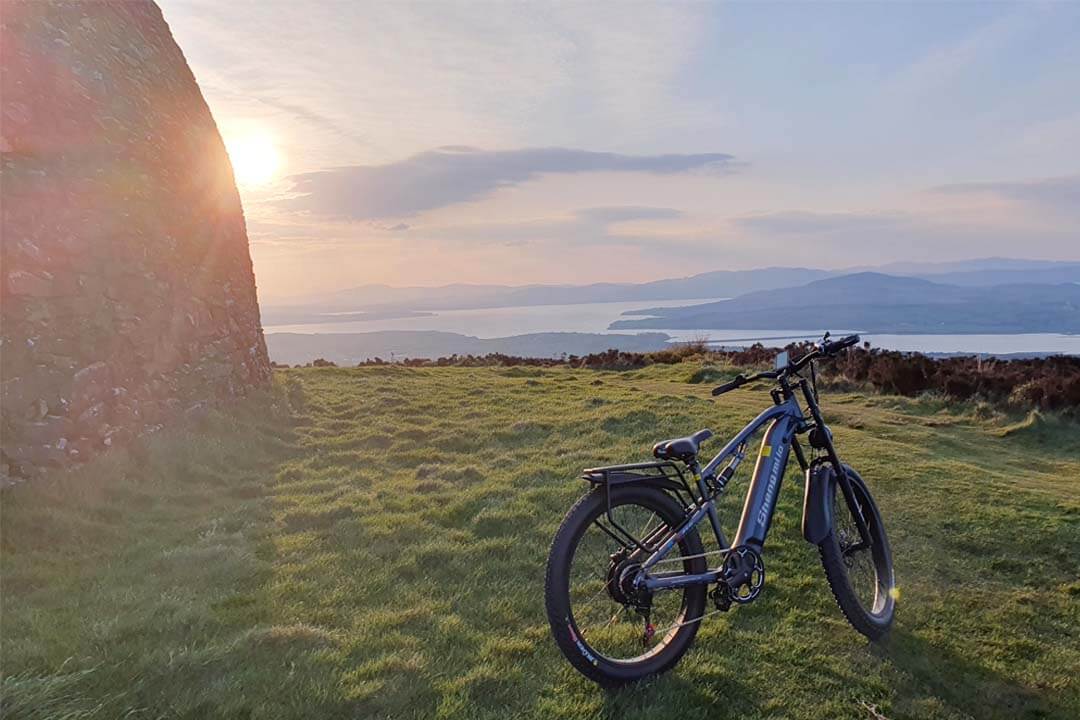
xmin=711 ymin=375 xmax=745 ymax=396
xmin=711 ymin=333 xmax=859 ymax=396
xmin=821 ymin=333 xmax=860 ymax=355
xmin=711 ymin=370 xmax=777 ymax=396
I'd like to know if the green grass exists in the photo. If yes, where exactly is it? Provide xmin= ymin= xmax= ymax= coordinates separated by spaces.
xmin=2 ymin=364 xmax=1078 ymax=719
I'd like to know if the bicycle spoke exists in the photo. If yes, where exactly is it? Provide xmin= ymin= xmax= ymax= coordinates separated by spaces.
xmin=572 ymin=576 xmax=617 ymax=616
xmin=835 ymin=486 xmax=884 ymax=614
xmin=568 ymin=499 xmax=692 ymax=660
xmin=650 ymin=606 xmax=725 ymax=639
xmin=636 ymin=511 xmax=658 ymax=539
xmin=582 ymin=609 xmax=626 ymax=636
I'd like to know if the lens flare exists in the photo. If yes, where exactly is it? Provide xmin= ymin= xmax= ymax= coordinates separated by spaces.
xmin=224 ymin=132 xmax=281 ymax=187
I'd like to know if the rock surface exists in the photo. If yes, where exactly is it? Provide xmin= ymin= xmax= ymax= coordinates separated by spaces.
xmin=1 ymin=0 xmax=271 ymax=482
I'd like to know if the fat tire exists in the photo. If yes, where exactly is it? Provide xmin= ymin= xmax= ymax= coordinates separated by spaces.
xmin=817 ymin=466 xmax=895 ymax=640
xmin=544 ymin=485 xmax=707 ymax=686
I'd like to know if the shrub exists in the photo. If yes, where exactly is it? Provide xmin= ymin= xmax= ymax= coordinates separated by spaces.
xmin=331 ymin=343 xmax=1079 ymax=414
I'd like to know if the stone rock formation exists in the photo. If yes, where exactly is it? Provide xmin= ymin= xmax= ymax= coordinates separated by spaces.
xmin=1 ymin=1 xmax=272 ymax=482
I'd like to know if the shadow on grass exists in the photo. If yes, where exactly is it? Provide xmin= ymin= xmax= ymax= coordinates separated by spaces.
xmin=877 ymin=629 xmax=1070 ymax=720
xmin=601 ymin=670 xmax=762 ymax=720
xmin=0 ymin=383 xmax=308 ymax=719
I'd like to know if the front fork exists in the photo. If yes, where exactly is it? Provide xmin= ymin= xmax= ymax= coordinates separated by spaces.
xmin=798 ymin=379 xmax=872 ymax=546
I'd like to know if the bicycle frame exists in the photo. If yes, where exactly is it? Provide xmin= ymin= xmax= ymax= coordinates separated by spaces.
xmin=636 ymin=393 xmax=807 ymax=593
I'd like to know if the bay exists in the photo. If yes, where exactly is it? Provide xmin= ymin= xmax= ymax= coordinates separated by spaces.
xmin=264 ymin=297 xmax=1080 ymax=356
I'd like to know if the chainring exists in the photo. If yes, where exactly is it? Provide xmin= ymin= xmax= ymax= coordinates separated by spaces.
xmin=722 ymin=546 xmax=766 ymax=604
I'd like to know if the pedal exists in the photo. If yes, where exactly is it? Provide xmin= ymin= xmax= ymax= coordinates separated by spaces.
xmin=710 ymin=583 xmax=732 ymax=612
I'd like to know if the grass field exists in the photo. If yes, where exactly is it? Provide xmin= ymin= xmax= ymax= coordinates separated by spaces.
xmin=3 ymin=363 xmax=1078 ymax=719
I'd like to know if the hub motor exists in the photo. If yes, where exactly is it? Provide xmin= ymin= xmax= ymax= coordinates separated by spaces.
xmin=606 ymin=552 xmax=652 ymax=611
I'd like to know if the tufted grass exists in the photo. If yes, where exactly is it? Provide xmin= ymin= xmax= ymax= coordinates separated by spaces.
xmin=1 ymin=363 xmax=1078 ymax=719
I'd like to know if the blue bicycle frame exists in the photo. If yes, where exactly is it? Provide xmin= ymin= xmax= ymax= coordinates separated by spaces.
xmin=636 ymin=393 xmax=805 ymax=593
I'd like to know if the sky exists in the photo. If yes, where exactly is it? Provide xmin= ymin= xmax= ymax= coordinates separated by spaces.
xmin=160 ymin=0 xmax=1080 ymax=302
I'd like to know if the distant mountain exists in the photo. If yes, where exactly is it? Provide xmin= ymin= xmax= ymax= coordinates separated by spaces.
xmin=310 ymin=283 xmax=511 ymax=311
xmin=261 ymin=258 xmax=1080 ymax=323
xmin=910 ymin=264 xmax=1080 ymax=287
xmin=259 ymin=307 xmax=434 ymax=326
xmin=610 ymin=273 xmax=1080 ymax=334
xmin=868 ymin=257 xmax=1071 ymax=275
xmin=265 ymin=331 xmax=672 ymax=365
xmin=261 ymin=267 xmax=836 ymax=321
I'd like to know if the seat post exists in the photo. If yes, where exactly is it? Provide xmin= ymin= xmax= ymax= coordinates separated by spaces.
xmin=685 ymin=458 xmax=713 ymax=507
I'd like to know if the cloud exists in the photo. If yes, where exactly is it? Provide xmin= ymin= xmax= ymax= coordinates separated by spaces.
xmin=932 ymin=175 xmax=1080 ymax=214
xmin=278 ymin=147 xmax=732 ymax=220
xmin=412 ymin=205 xmax=700 ymax=252
xmin=370 ymin=222 xmax=411 ymax=232
xmin=256 ymin=95 xmax=368 ymax=148
xmin=733 ymin=210 xmax=909 ymax=235
xmin=575 ymin=206 xmax=684 ymax=223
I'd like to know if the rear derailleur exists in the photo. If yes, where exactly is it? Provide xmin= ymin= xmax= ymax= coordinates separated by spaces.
xmin=712 ymin=545 xmax=765 ymax=611
xmin=607 ymin=549 xmax=657 ymax=647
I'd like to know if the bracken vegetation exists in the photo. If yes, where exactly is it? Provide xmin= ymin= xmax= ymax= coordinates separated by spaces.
xmin=293 ymin=342 xmax=1080 ymax=414
xmin=2 ymin=362 xmax=1078 ymax=719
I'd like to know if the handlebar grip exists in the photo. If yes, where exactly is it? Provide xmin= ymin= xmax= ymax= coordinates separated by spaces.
xmin=822 ymin=334 xmax=860 ymax=355
xmin=712 ymin=374 xmax=747 ymax=396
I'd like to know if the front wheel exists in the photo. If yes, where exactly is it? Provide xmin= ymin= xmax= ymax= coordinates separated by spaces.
xmin=818 ymin=466 xmax=895 ymax=639
xmin=544 ymin=485 xmax=707 ymax=686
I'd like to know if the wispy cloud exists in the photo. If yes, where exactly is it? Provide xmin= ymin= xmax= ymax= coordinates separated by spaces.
xmin=255 ymin=95 xmax=367 ymax=149
xmin=932 ymin=175 xmax=1080 ymax=215
xmin=575 ymin=206 xmax=684 ymax=224
xmin=733 ymin=211 xmax=909 ymax=235
xmin=880 ymin=5 xmax=1036 ymax=101
xmin=412 ymin=205 xmax=695 ymax=249
xmin=279 ymin=147 xmax=732 ymax=220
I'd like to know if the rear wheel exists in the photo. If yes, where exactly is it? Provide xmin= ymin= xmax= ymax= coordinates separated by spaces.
xmin=818 ymin=466 xmax=895 ymax=639
xmin=544 ymin=485 xmax=707 ymax=686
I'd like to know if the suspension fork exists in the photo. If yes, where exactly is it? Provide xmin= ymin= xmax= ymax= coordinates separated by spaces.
xmin=799 ymin=379 xmax=873 ymax=545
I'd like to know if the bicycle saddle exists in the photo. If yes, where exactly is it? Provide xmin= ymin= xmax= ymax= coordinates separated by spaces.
xmin=652 ymin=428 xmax=713 ymax=462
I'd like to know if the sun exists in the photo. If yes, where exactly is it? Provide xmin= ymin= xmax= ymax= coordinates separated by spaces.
xmin=224 ymin=132 xmax=281 ymax=187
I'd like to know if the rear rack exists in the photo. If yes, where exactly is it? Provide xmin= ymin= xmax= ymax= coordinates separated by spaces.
xmin=581 ymin=460 xmax=699 ymax=552
xmin=583 ymin=460 xmax=686 ymax=486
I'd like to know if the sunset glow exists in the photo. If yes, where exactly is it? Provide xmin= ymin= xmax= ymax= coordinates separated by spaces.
xmin=2 ymin=2 xmax=1077 ymax=713
xmin=165 ymin=1 xmax=1080 ymax=299
xmin=225 ymin=132 xmax=280 ymax=187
